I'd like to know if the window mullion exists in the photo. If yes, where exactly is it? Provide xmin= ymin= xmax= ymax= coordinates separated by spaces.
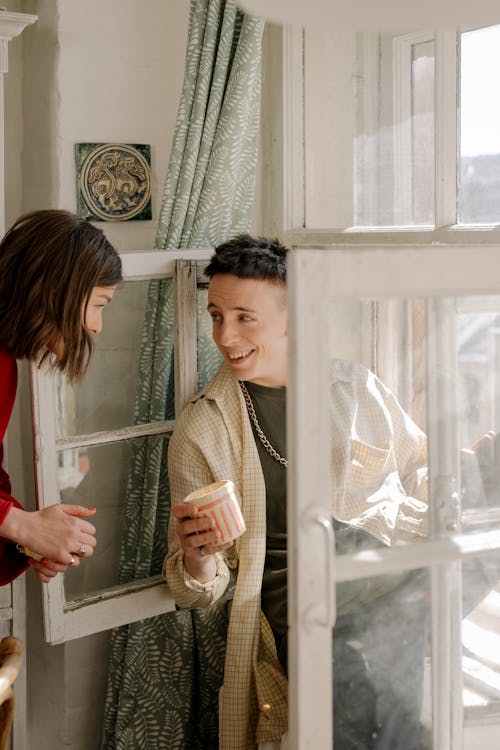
xmin=54 ymin=421 xmax=175 ymax=452
xmin=334 ymin=528 xmax=500 ymax=581
xmin=435 ymin=30 xmax=459 ymax=227
xmin=287 ymin=249 xmax=334 ymax=749
xmin=427 ymin=296 xmax=464 ymax=750
xmin=29 ymin=365 xmax=66 ymax=643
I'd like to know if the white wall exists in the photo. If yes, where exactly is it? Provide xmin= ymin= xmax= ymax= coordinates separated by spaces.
xmin=20 ymin=0 xmax=189 ymax=251
xmin=4 ymin=0 xmax=25 ymax=229
xmin=5 ymin=2 xmax=190 ymax=747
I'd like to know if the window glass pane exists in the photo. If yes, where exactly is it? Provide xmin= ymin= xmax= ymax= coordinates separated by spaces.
xmin=456 ymin=297 xmax=500 ymax=736
xmin=457 ymin=298 xmax=500 ymax=529
xmin=461 ymin=554 xmax=500 ymax=736
xmin=330 ymin=568 xmax=432 ymax=748
xmin=411 ymin=41 xmax=435 ymax=225
xmin=304 ymin=31 xmax=435 ymax=228
xmin=319 ymin=293 xmax=500 ymax=536
xmin=59 ymin=435 xmax=167 ymax=600
xmin=328 ymin=556 xmax=500 ymax=748
xmin=55 ymin=279 xmax=171 ymax=437
xmin=316 ymin=291 xmax=500 ymax=746
xmin=459 ymin=24 xmax=500 ymax=225
xmin=196 ymin=285 xmax=223 ymax=391
xmin=457 ymin=300 xmax=500 ymax=445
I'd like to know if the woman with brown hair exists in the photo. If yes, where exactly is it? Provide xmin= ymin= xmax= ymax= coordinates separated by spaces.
xmin=0 ymin=209 xmax=122 ymax=584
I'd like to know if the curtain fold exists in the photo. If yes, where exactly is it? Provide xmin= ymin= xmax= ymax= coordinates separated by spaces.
xmin=102 ymin=2 xmax=264 ymax=748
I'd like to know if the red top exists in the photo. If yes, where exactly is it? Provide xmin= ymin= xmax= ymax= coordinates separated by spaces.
xmin=0 ymin=349 xmax=30 ymax=585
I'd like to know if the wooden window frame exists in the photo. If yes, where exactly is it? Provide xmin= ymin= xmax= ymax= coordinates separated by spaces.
xmin=30 ymin=249 xmax=211 ymax=644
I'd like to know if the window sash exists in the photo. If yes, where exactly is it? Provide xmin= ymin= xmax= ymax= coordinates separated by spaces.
xmin=30 ymin=249 xmax=212 ymax=644
xmin=280 ymin=27 xmax=478 ymax=233
xmin=273 ymin=21 xmax=500 ymax=748
xmin=287 ymin=243 xmax=500 ymax=749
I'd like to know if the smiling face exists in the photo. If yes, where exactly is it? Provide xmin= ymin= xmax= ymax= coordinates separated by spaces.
xmin=207 ymin=274 xmax=288 ymax=387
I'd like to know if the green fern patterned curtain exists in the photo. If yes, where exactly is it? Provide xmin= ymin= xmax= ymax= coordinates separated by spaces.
xmin=101 ymin=2 xmax=264 ymax=748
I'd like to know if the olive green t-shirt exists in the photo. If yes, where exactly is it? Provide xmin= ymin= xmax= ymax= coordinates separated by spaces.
xmin=243 ymin=380 xmax=412 ymax=673
xmin=244 ymin=381 xmax=288 ymax=642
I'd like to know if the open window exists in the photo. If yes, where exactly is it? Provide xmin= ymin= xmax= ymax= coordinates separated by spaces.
xmin=30 ymin=250 xmax=213 ymax=644
xmin=272 ymin=17 xmax=500 ymax=750
xmin=287 ymin=241 xmax=500 ymax=749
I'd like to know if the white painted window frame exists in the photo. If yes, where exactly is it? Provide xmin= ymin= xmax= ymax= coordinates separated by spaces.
xmin=278 ymin=26 xmax=462 ymax=235
xmin=287 ymin=240 xmax=500 ymax=750
xmin=30 ymin=249 xmax=212 ymax=644
xmin=270 ymin=22 xmax=500 ymax=748
xmin=278 ymin=24 xmax=500 ymax=395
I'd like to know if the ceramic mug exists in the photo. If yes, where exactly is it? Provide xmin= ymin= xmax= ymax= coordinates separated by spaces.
xmin=184 ymin=479 xmax=246 ymax=545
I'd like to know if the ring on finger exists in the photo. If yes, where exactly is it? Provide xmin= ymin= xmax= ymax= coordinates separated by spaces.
xmin=79 ymin=544 xmax=87 ymax=557
xmin=69 ymin=555 xmax=76 ymax=567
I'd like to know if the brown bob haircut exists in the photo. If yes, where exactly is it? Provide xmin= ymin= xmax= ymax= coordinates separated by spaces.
xmin=0 ymin=209 xmax=122 ymax=381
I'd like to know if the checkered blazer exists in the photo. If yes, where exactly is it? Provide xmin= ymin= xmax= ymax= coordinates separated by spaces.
xmin=164 ymin=361 xmax=428 ymax=749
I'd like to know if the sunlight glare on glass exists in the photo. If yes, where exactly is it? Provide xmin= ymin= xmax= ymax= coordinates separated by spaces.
xmin=463 ymin=655 xmax=500 ymax=694
xmin=462 ymin=619 xmax=500 ymax=666
xmin=462 ymin=687 xmax=488 ymax=707
xmin=461 ymin=24 xmax=500 ymax=157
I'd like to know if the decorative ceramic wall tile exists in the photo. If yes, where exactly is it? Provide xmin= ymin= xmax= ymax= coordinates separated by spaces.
xmin=75 ymin=143 xmax=152 ymax=221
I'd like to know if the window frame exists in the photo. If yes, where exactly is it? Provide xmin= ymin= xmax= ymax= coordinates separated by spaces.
xmin=287 ymin=241 xmax=500 ymax=749
xmin=272 ymin=22 xmax=500 ymax=747
xmin=30 ymin=249 xmax=212 ymax=644
xmin=276 ymin=25 xmax=500 ymax=237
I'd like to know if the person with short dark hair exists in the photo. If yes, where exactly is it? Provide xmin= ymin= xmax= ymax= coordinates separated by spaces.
xmin=0 ymin=209 xmax=122 ymax=585
xmin=204 ymin=233 xmax=287 ymax=284
xmin=164 ymin=233 xmax=429 ymax=749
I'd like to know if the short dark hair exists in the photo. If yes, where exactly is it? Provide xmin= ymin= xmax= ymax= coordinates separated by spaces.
xmin=0 ymin=209 xmax=122 ymax=381
xmin=204 ymin=234 xmax=288 ymax=284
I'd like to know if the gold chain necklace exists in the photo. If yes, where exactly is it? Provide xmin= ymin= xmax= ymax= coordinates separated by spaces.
xmin=239 ymin=381 xmax=288 ymax=468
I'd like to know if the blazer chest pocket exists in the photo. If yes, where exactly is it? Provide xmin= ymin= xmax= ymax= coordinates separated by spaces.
xmin=349 ymin=438 xmax=392 ymax=489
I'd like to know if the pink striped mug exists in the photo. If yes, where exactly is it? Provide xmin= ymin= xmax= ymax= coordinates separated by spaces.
xmin=184 ymin=480 xmax=246 ymax=545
